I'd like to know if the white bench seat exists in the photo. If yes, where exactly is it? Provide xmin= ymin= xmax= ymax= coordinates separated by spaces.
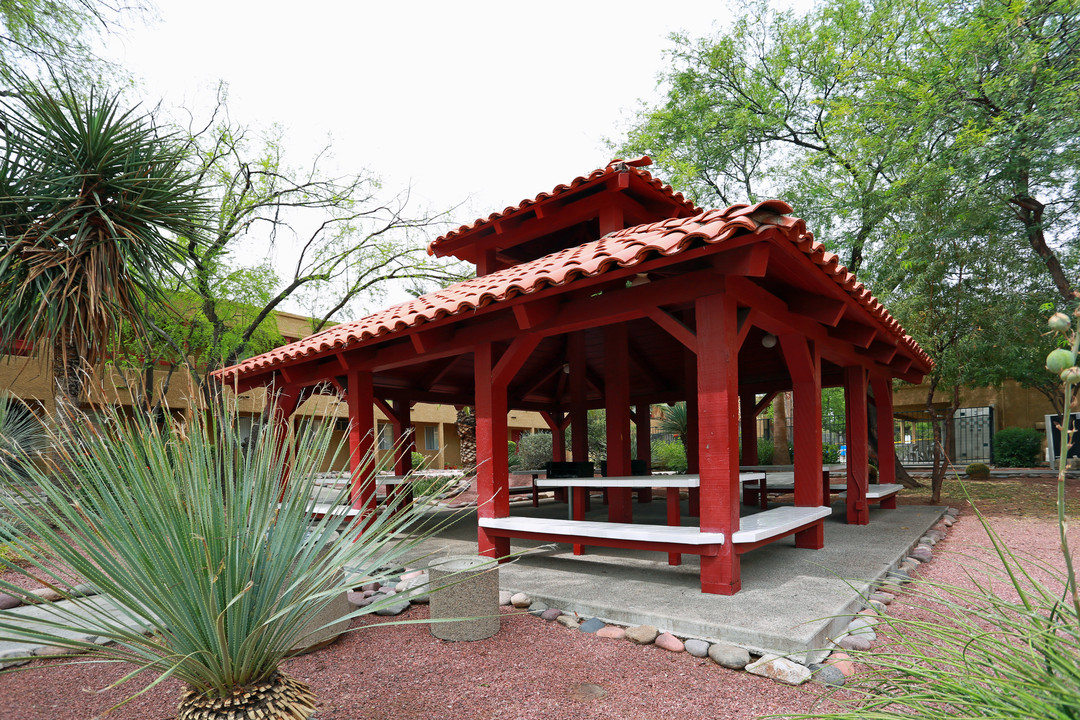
xmin=478 ymin=516 xmax=725 ymax=545
xmin=838 ymin=483 xmax=904 ymax=499
xmin=732 ymin=506 xmax=832 ymax=544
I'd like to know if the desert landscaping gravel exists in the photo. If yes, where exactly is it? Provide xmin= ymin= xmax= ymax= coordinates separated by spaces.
xmin=2 ymin=486 xmax=1077 ymax=720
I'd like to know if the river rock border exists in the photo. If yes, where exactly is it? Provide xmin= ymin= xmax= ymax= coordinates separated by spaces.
xmin=508 ymin=506 xmax=961 ymax=688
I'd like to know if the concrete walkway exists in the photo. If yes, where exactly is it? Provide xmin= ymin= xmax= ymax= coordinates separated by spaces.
xmin=401 ymin=495 xmax=945 ymax=662
xmin=0 ymin=594 xmax=152 ymax=669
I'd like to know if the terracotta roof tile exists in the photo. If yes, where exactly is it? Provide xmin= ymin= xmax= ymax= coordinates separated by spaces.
xmin=427 ymin=157 xmax=701 ymax=256
xmin=216 ymin=200 xmax=931 ymax=383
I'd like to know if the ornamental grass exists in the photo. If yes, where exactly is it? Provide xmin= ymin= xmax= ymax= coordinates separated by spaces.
xmin=0 ymin=402 xmax=452 ymax=719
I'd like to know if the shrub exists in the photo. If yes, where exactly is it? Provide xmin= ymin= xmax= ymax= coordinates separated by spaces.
xmin=0 ymin=403 xmax=453 ymax=719
xmin=992 ymin=426 xmax=1044 ymax=467
xmin=515 ymin=431 xmax=553 ymax=470
xmin=411 ymin=451 xmax=430 ymax=470
xmin=823 ymin=443 xmax=841 ymax=464
xmin=966 ymin=462 xmax=991 ymax=480
xmin=757 ymin=437 xmax=774 ymax=465
xmin=651 ymin=439 xmax=687 ymax=473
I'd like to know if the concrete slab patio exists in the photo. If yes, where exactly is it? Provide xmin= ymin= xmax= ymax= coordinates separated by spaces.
xmin=400 ymin=495 xmax=946 ymax=663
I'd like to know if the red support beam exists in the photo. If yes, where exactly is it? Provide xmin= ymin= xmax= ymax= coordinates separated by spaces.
xmin=780 ymin=334 xmax=825 ymax=549
xmin=684 ymin=333 xmax=700 ymax=518
xmin=475 ymin=342 xmax=511 ymax=559
xmin=346 ymin=370 xmax=376 ymax=519
xmin=540 ymin=411 xmax=567 ymax=462
xmin=872 ymin=376 xmax=896 ymax=485
xmin=695 ymin=291 xmax=742 ymax=594
xmin=739 ymin=391 xmax=758 ymax=467
xmin=844 ymin=366 xmax=870 ymax=525
xmin=568 ymin=332 xmax=589 ymax=550
xmin=391 ymin=399 xmax=413 ymax=476
xmin=604 ymin=323 xmax=633 ymax=522
xmin=636 ymin=402 xmax=653 ymax=503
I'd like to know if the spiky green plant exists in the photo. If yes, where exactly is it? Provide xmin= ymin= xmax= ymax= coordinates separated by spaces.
xmin=0 ymin=402 xmax=450 ymax=719
xmin=791 ymin=312 xmax=1080 ymax=719
xmin=0 ymin=391 xmax=47 ymax=484
xmin=0 ymin=80 xmax=206 ymax=417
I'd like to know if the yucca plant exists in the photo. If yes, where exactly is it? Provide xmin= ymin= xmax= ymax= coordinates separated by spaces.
xmin=0 ymin=402 xmax=450 ymax=719
xmin=0 ymin=391 xmax=47 ymax=484
xmin=791 ymin=312 xmax=1080 ymax=719
xmin=0 ymin=80 xmax=206 ymax=420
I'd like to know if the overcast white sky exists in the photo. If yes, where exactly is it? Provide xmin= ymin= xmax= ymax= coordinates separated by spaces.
xmin=100 ymin=1 xmax=810 ymax=311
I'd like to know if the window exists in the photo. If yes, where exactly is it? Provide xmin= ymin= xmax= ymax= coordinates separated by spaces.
xmin=424 ymin=425 xmax=439 ymax=451
xmin=377 ymin=423 xmax=392 ymax=450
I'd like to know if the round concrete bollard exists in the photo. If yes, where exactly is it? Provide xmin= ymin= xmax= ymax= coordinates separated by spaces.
xmin=289 ymin=529 xmax=351 ymax=655
xmin=428 ymin=555 xmax=500 ymax=641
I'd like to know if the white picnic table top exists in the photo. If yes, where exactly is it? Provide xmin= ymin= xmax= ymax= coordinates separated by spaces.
xmin=536 ymin=472 xmax=766 ymax=489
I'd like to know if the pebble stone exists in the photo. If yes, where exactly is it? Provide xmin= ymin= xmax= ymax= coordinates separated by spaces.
xmin=905 ymin=556 xmax=922 ymax=566
xmin=0 ymin=593 xmax=21 ymax=611
xmin=745 ymin=655 xmax=811 ymax=686
xmin=812 ymin=664 xmax=846 ymax=686
xmin=878 ymin=582 xmax=903 ymax=595
xmin=373 ymin=599 xmax=411 ymax=616
xmin=510 ymin=592 xmax=531 ymax=608
xmin=556 ymin=615 xmax=580 ymax=629
xmin=838 ymin=634 xmax=871 ymax=651
xmin=887 ymin=569 xmax=911 ymax=583
xmin=911 ymin=546 xmax=933 ymax=563
xmin=857 ymin=608 xmax=878 ymax=618
xmin=708 ymin=643 xmax=750 ymax=669
xmin=899 ymin=561 xmax=919 ymax=573
xmin=684 ymin=639 xmax=710 ymax=658
xmin=847 ymin=617 xmax=878 ymax=641
xmin=27 ymin=587 xmax=63 ymax=603
xmin=655 ymin=632 xmax=684 ymax=652
xmin=528 ymin=600 xmax=549 ymax=616
xmin=824 ymin=651 xmax=855 ymax=676
xmin=540 ymin=608 xmax=564 ymax=621
xmin=498 ymin=591 xmax=513 ymax=606
xmin=625 ymin=625 xmax=659 ymax=645
xmin=943 ymin=515 xmax=955 ymax=527
xmin=868 ymin=600 xmax=886 ymax=613
xmin=578 ymin=617 xmax=606 ymax=634
xmin=360 ymin=582 xmax=380 ymax=593
xmin=869 ymin=591 xmax=895 ymax=604
xmin=946 ymin=507 xmax=959 ymax=517
xmin=919 ymin=535 xmax=936 ymax=546
xmin=595 ymin=625 xmax=626 ymax=640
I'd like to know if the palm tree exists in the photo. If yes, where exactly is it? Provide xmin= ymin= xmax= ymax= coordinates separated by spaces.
xmin=0 ymin=81 xmax=205 ymax=422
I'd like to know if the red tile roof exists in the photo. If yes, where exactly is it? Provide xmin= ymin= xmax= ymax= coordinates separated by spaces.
xmin=427 ymin=157 xmax=701 ymax=257
xmin=215 ymin=200 xmax=931 ymax=384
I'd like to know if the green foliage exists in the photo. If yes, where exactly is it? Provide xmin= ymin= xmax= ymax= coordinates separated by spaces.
xmin=658 ymin=403 xmax=687 ymax=439
xmin=966 ymin=462 xmax=991 ymax=480
xmin=822 ymin=443 xmax=841 ymax=464
xmin=0 ymin=82 xmax=207 ymax=382
xmin=0 ymin=393 xmax=47 ymax=482
xmin=515 ymin=431 xmax=553 ymax=471
xmin=0 ymin=403 xmax=448 ymax=715
xmin=507 ymin=440 xmax=521 ymax=470
xmin=651 ymin=439 xmax=687 ymax=474
xmin=993 ymin=427 xmax=1045 ymax=468
xmin=410 ymin=451 xmax=430 ymax=471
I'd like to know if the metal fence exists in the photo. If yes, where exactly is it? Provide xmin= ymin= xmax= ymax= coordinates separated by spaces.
xmin=894 ymin=406 xmax=994 ymax=466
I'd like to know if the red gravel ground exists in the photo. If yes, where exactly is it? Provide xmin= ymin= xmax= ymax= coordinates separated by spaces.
xmin=2 ymin=478 xmax=1077 ymax=720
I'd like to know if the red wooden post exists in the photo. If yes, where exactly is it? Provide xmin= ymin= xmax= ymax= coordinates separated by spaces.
xmin=569 ymin=333 xmax=589 ymax=551
xmin=604 ymin=323 xmax=632 ymax=522
xmin=844 ymin=366 xmax=870 ymax=525
xmin=635 ymin=402 xmax=653 ymax=503
xmin=780 ymin=335 xmax=825 ymax=549
xmin=684 ymin=344 xmax=700 ymax=517
xmin=695 ymin=291 xmax=741 ymax=595
xmin=270 ymin=383 xmax=303 ymax=490
xmin=391 ymin=399 xmax=413 ymax=476
xmin=346 ymin=370 xmax=376 ymax=520
xmin=475 ymin=342 xmax=511 ymax=559
xmin=871 ymin=376 xmax=896 ymax=486
xmin=739 ymin=391 xmax=757 ymax=468
xmin=543 ymin=411 xmax=567 ymax=462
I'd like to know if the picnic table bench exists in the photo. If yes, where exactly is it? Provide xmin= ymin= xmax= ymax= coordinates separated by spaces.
xmin=839 ymin=483 xmax=903 ymax=509
xmin=478 ymin=504 xmax=831 ymax=594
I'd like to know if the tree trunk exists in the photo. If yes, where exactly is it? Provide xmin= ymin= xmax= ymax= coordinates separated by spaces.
xmin=771 ymin=393 xmax=791 ymax=464
xmin=51 ymin=340 xmax=87 ymax=429
xmin=456 ymin=407 xmax=476 ymax=475
xmin=926 ymin=376 xmax=945 ymax=504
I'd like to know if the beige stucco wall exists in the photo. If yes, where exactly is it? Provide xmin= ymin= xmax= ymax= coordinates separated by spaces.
xmin=893 ymin=379 xmax=1056 ymax=431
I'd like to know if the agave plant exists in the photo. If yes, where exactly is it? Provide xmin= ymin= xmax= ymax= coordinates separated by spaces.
xmin=0 ymin=391 xmax=47 ymax=483
xmin=0 ymin=403 xmax=450 ymax=719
